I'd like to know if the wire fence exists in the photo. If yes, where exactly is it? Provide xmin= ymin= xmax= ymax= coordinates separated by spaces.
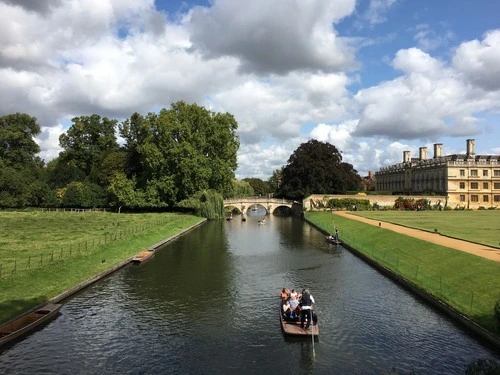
xmin=0 ymin=218 xmax=168 ymax=279
xmin=340 ymin=230 xmax=500 ymax=327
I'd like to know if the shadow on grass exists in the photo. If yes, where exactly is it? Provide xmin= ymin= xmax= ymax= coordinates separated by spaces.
xmin=0 ymin=296 xmax=48 ymax=325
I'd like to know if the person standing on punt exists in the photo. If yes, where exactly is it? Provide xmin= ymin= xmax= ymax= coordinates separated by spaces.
xmin=299 ymin=289 xmax=315 ymax=330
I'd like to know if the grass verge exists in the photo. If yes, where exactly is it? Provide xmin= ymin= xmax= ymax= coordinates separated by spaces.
xmin=0 ymin=211 xmax=203 ymax=324
xmin=351 ymin=210 xmax=500 ymax=248
xmin=306 ymin=211 xmax=500 ymax=335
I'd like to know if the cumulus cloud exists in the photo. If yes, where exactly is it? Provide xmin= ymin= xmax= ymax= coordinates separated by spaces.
xmin=187 ymin=0 xmax=357 ymax=75
xmin=352 ymin=46 xmax=498 ymax=140
xmin=453 ymin=29 xmax=500 ymax=92
xmin=0 ymin=0 xmax=61 ymax=14
xmin=35 ymin=124 xmax=64 ymax=162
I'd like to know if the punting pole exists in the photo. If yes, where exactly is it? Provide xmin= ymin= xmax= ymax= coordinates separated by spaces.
xmin=311 ymin=309 xmax=315 ymax=358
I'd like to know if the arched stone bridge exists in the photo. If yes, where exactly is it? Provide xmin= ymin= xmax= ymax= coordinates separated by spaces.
xmin=223 ymin=197 xmax=301 ymax=215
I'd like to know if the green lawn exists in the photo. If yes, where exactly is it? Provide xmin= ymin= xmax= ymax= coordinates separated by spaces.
xmin=0 ymin=211 xmax=203 ymax=323
xmin=306 ymin=211 xmax=500 ymax=335
xmin=351 ymin=210 xmax=500 ymax=248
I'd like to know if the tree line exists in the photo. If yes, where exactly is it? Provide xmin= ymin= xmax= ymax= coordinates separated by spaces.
xmin=0 ymin=103 xmax=362 ymax=213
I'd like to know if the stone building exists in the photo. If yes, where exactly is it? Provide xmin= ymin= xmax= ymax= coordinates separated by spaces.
xmin=375 ymin=139 xmax=500 ymax=209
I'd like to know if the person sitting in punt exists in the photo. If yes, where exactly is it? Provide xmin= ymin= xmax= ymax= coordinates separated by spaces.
xmin=288 ymin=296 xmax=300 ymax=320
xmin=281 ymin=288 xmax=290 ymax=302
xmin=282 ymin=298 xmax=292 ymax=320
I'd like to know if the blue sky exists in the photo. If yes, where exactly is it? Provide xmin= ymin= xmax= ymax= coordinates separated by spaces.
xmin=1 ymin=0 xmax=499 ymax=179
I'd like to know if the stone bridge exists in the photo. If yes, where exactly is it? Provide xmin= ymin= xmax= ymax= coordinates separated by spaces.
xmin=223 ymin=197 xmax=301 ymax=215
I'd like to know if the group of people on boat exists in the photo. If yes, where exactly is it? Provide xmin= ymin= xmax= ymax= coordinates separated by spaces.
xmin=281 ymin=288 xmax=317 ymax=330
xmin=326 ymin=227 xmax=340 ymax=243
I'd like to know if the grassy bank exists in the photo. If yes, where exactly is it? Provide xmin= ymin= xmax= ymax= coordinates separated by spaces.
xmin=306 ymin=211 xmax=500 ymax=335
xmin=352 ymin=210 xmax=500 ymax=248
xmin=0 ymin=211 xmax=203 ymax=323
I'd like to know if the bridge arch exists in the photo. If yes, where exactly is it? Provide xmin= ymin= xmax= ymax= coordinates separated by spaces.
xmin=223 ymin=197 xmax=300 ymax=216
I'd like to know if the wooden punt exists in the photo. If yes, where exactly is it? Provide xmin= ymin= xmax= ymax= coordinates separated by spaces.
xmin=280 ymin=305 xmax=319 ymax=337
xmin=131 ymin=249 xmax=154 ymax=264
xmin=326 ymin=236 xmax=341 ymax=245
xmin=0 ymin=303 xmax=61 ymax=348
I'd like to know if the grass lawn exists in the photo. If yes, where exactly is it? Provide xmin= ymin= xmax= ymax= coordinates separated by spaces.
xmin=351 ymin=210 xmax=500 ymax=248
xmin=0 ymin=211 xmax=203 ymax=324
xmin=306 ymin=211 xmax=500 ymax=335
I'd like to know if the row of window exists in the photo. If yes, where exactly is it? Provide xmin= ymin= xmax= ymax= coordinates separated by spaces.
xmin=459 ymin=182 xmax=500 ymax=189
xmin=459 ymin=195 xmax=500 ymax=202
xmin=459 ymin=169 xmax=500 ymax=177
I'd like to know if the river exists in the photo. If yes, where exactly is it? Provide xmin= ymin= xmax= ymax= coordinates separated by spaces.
xmin=0 ymin=213 xmax=499 ymax=374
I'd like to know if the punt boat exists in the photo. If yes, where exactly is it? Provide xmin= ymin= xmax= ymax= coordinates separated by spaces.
xmin=0 ymin=303 xmax=62 ymax=348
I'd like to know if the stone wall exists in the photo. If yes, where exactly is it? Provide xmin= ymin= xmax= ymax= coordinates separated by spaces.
xmin=302 ymin=194 xmax=448 ymax=211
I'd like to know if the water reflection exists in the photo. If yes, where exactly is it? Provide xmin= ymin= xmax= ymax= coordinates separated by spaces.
xmin=0 ymin=216 xmax=499 ymax=374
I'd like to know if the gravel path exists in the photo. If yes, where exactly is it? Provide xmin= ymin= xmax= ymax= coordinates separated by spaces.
xmin=333 ymin=211 xmax=500 ymax=263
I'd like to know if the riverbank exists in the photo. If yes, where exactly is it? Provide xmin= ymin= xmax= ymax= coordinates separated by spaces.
xmin=0 ymin=212 xmax=204 ymax=324
xmin=305 ymin=211 xmax=500 ymax=349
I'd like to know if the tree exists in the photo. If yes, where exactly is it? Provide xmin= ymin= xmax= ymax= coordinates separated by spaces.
xmin=242 ymin=178 xmax=270 ymax=196
xmin=0 ymin=113 xmax=41 ymax=168
xmin=268 ymin=168 xmax=284 ymax=197
xmin=122 ymin=101 xmax=239 ymax=206
xmin=278 ymin=140 xmax=361 ymax=200
xmin=229 ymin=179 xmax=254 ymax=198
xmin=59 ymin=114 xmax=119 ymax=178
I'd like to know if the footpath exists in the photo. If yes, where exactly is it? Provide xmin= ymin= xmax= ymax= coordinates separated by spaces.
xmin=333 ymin=211 xmax=500 ymax=263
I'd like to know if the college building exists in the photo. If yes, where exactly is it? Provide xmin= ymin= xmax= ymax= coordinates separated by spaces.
xmin=375 ymin=139 xmax=500 ymax=209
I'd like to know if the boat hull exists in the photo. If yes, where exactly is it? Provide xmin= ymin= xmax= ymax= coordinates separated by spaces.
xmin=280 ymin=309 xmax=319 ymax=337
xmin=131 ymin=250 xmax=154 ymax=264
xmin=0 ymin=303 xmax=61 ymax=348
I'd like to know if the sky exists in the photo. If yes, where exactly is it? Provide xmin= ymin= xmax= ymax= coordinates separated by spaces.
xmin=1 ymin=0 xmax=500 ymax=179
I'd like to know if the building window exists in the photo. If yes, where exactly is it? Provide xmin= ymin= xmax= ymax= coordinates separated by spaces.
xmin=471 ymin=182 xmax=478 ymax=189
xmin=471 ymin=170 xmax=478 ymax=177
xmin=483 ymin=170 xmax=488 ymax=177
xmin=495 ymin=195 xmax=500 ymax=202
xmin=495 ymin=183 xmax=500 ymax=189
xmin=460 ymin=169 xmax=465 ymax=176
xmin=483 ymin=182 xmax=489 ymax=189
xmin=494 ymin=170 xmax=500 ymax=177
xmin=459 ymin=182 xmax=465 ymax=189
xmin=460 ymin=195 xmax=466 ymax=202
xmin=483 ymin=195 xmax=489 ymax=202
xmin=471 ymin=195 xmax=479 ymax=202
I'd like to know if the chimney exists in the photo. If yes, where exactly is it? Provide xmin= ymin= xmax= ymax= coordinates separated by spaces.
xmin=419 ymin=147 xmax=427 ymax=161
xmin=433 ymin=143 xmax=443 ymax=159
xmin=466 ymin=139 xmax=475 ymax=157
xmin=403 ymin=151 xmax=411 ymax=163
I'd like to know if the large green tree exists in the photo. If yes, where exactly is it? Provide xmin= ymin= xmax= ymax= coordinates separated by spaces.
xmin=278 ymin=140 xmax=361 ymax=200
xmin=119 ymin=101 xmax=239 ymax=206
xmin=59 ymin=114 xmax=119 ymax=178
xmin=0 ymin=113 xmax=41 ymax=168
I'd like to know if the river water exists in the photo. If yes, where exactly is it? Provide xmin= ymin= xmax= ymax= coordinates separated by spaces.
xmin=1 ymin=213 xmax=499 ymax=374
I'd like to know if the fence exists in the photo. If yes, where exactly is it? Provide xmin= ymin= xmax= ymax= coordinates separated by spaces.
xmin=0 ymin=218 xmax=168 ymax=279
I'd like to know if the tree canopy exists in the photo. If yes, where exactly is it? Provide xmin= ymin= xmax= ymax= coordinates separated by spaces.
xmin=0 ymin=113 xmax=41 ymax=168
xmin=278 ymin=139 xmax=361 ymax=200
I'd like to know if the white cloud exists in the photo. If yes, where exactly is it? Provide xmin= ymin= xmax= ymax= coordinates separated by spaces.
xmin=453 ymin=29 xmax=500 ymax=92
xmin=361 ymin=0 xmax=399 ymax=25
xmin=187 ymin=0 xmax=357 ymax=75
xmin=353 ymin=46 xmax=498 ymax=139
xmin=35 ymin=124 xmax=64 ymax=162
